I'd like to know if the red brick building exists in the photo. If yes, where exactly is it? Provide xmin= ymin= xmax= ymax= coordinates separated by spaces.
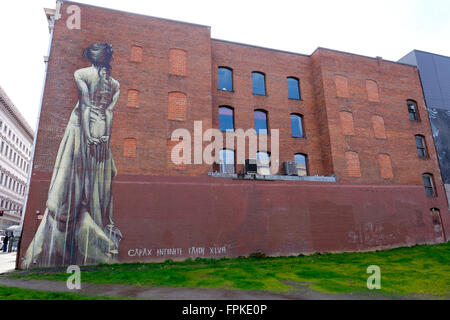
xmin=18 ymin=1 xmax=449 ymax=267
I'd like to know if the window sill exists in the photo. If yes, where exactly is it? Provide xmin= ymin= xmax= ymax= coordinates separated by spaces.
xmin=218 ymin=89 xmax=234 ymax=93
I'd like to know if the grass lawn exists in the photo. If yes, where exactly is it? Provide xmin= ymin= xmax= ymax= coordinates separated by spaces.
xmin=11 ymin=242 xmax=450 ymax=298
xmin=0 ymin=285 xmax=122 ymax=300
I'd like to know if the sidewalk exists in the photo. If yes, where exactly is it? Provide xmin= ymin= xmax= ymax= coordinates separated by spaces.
xmin=0 ymin=276 xmax=394 ymax=300
xmin=0 ymin=253 xmax=16 ymax=274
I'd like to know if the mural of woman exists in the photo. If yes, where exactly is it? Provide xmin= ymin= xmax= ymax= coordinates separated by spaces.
xmin=23 ymin=43 xmax=122 ymax=268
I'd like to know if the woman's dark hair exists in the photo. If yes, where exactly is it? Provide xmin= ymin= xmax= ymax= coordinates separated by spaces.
xmin=83 ymin=42 xmax=113 ymax=72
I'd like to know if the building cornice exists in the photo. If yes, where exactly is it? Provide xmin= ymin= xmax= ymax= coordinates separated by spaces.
xmin=0 ymin=86 xmax=34 ymax=141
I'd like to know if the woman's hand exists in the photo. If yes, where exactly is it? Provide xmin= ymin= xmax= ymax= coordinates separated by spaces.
xmin=100 ymin=136 xmax=109 ymax=143
xmin=87 ymin=136 xmax=100 ymax=145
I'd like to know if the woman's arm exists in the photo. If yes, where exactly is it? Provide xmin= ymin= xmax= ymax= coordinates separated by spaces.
xmin=74 ymin=70 xmax=98 ymax=145
xmin=105 ymin=82 xmax=120 ymax=139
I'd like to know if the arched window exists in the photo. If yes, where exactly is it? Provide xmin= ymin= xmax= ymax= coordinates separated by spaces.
xmin=290 ymin=114 xmax=304 ymax=138
xmin=256 ymin=151 xmax=270 ymax=175
xmin=415 ymin=135 xmax=428 ymax=158
xmin=407 ymin=100 xmax=419 ymax=121
xmin=422 ymin=173 xmax=436 ymax=197
xmin=218 ymin=106 xmax=234 ymax=132
xmin=169 ymin=49 xmax=187 ymax=76
xmin=127 ymin=89 xmax=140 ymax=107
xmin=123 ymin=138 xmax=137 ymax=158
xmin=219 ymin=149 xmax=235 ymax=174
xmin=294 ymin=153 xmax=308 ymax=177
xmin=252 ymin=72 xmax=266 ymax=95
xmin=218 ymin=67 xmax=233 ymax=91
xmin=287 ymin=77 xmax=301 ymax=100
xmin=254 ymin=110 xmax=268 ymax=135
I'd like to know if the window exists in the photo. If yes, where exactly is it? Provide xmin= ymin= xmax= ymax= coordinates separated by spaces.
xmin=123 ymin=138 xmax=137 ymax=157
xmin=169 ymin=49 xmax=187 ymax=76
xmin=378 ymin=154 xmax=393 ymax=179
xmin=219 ymin=149 xmax=235 ymax=174
xmin=252 ymin=72 xmax=266 ymax=95
xmin=415 ymin=135 xmax=427 ymax=158
xmin=371 ymin=115 xmax=386 ymax=139
xmin=340 ymin=111 xmax=355 ymax=136
xmin=345 ymin=151 xmax=361 ymax=178
xmin=130 ymin=45 xmax=143 ymax=63
xmin=287 ymin=77 xmax=301 ymax=100
xmin=256 ymin=151 xmax=270 ymax=175
xmin=290 ymin=114 xmax=304 ymax=138
xmin=168 ymin=92 xmax=187 ymax=121
xmin=127 ymin=89 xmax=140 ymax=107
xmin=335 ymin=75 xmax=349 ymax=98
xmin=218 ymin=106 xmax=234 ymax=132
xmin=422 ymin=174 xmax=436 ymax=197
xmin=407 ymin=100 xmax=419 ymax=121
xmin=218 ymin=67 xmax=233 ymax=91
xmin=294 ymin=154 xmax=308 ymax=177
xmin=366 ymin=80 xmax=380 ymax=102
xmin=254 ymin=110 xmax=268 ymax=135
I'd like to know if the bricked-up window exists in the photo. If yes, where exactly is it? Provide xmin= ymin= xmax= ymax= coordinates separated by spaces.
xmin=218 ymin=67 xmax=233 ymax=91
xmin=340 ymin=111 xmax=355 ymax=136
xmin=252 ymin=72 xmax=266 ymax=95
xmin=130 ymin=45 xmax=143 ymax=62
xmin=219 ymin=106 xmax=234 ymax=132
xmin=127 ymin=89 xmax=140 ymax=107
xmin=290 ymin=114 xmax=304 ymax=138
xmin=168 ymin=92 xmax=187 ymax=121
xmin=287 ymin=77 xmax=301 ymax=100
xmin=415 ymin=135 xmax=428 ymax=158
xmin=407 ymin=100 xmax=419 ymax=121
xmin=123 ymin=138 xmax=137 ymax=157
xmin=422 ymin=173 xmax=436 ymax=197
xmin=378 ymin=154 xmax=393 ymax=179
xmin=219 ymin=149 xmax=235 ymax=174
xmin=371 ymin=115 xmax=387 ymax=139
xmin=366 ymin=79 xmax=380 ymax=102
xmin=335 ymin=75 xmax=349 ymax=98
xmin=294 ymin=153 xmax=308 ymax=177
xmin=254 ymin=110 xmax=268 ymax=135
xmin=169 ymin=49 xmax=187 ymax=76
xmin=345 ymin=151 xmax=361 ymax=178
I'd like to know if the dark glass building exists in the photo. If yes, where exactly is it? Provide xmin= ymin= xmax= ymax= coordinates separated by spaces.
xmin=399 ymin=50 xmax=450 ymax=205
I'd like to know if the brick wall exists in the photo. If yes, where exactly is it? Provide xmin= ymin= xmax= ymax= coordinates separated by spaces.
xmin=18 ymin=1 xmax=449 ymax=268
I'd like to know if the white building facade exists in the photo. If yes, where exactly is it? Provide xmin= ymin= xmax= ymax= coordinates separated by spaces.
xmin=0 ymin=86 xmax=33 ymax=231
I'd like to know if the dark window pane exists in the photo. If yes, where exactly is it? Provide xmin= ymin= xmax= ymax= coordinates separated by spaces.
xmin=252 ymin=72 xmax=266 ymax=95
xmin=220 ymin=149 xmax=235 ymax=174
xmin=287 ymin=78 xmax=300 ymax=100
xmin=291 ymin=114 xmax=304 ymax=138
xmin=219 ymin=107 xmax=234 ymax=131
xmin=218 ymin=67 xmax=233 ymax=91
xmin=294 ymin=154 xmax=308 ymax=176
xmin=254 ymin=110 xmax=268 ymax=135
xmin=415 ymin=136 xmax=427 ymax=157
xmin=408 ymin=101 xmax=418 ymax=120
xmin=422 ymin=174 xmax=435 ymax=197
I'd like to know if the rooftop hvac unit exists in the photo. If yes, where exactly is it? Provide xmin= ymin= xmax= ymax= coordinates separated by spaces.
xmin=257 ymin=164 xmax=271 ymax=176
xmin=296 ymin=163 xmax=308 ymax=177
xmin=283 ymin=162 xmax=297 ymax=176
xmin=245 ymin=159 xmax=257 ymax=174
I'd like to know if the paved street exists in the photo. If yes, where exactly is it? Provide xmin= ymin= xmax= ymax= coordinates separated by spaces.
xmin=0 ymin=252 xmax=16 ymax=274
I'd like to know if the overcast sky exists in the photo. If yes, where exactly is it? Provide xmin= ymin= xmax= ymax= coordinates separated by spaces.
xmin=1 ymin=0 xmax=449 ymax=130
